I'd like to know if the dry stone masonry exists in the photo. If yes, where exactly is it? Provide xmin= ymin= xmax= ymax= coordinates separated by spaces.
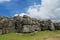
xmin=0 ymin=15 xmax=60 ymax=34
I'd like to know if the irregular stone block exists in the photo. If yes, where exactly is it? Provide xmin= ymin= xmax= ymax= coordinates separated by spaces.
xmin=22 ymin=25 xmax=32 ymax=33
xmin=0 ymin=29 xmax=2 ymax=34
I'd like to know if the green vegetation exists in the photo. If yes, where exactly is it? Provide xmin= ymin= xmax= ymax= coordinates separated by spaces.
xmin=0 ymin=30 xmax=60 ymax=40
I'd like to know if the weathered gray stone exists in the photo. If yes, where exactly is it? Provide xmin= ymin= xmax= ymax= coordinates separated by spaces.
xmin=22 ymin=25 xmax=41 ymax=33
xmin=0 ymin=29 xmax=2 ymax=34
xmin=13 ymin=16 xmax=23 ymax=23
xmin=40 ymin=20 xmax=55 ymax=31
xmin=31 ymin=25 xmax=41 ymax=32
xmin=22 ymin=15 xmax=32 ymax=25
xmin=54 ymin=23 xmax=60 ymax=30
xmin=22 ymin=25 xmax=31 ymax=33
xmin=49 ymin=23 xmax=55 ymax=31
xmin=0 ymin=17 xmax=15 ymax=34
xmin=0 ymin=15 xmax=60 ymax=34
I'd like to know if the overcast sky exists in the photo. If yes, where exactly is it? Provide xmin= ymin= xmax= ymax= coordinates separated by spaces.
xmin=0 ymin=0 xmax=60 ymax=21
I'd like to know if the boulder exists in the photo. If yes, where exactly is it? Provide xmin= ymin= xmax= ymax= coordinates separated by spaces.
xmin=0 ymin=17 xmax=15 ymax=34
xmin=40 ymin=21 xmax=48 ymax=31
xmin=40 ymin=20 xmax=55 ymax=31
xmin=31 ymin=25 xmax=41 ymax=32
xmin=54 ymin=23 xmax=60 ymax=30
xmin=49 ymin=22 xmax=55 ymax=31
xmin=13 ymin=16 xmax=23 ymax=23
xmin=22 ymin=25 xmax=31 ymax=33
xmin=0 ymin=29 xmax=2 ymax=34
xmin=22 ymin=15 xmax=32 ymax=25
xmin=22 ymin=15 xmax=40 ymax=25
xmin=22 ymin=25 xmax=41 ymax=33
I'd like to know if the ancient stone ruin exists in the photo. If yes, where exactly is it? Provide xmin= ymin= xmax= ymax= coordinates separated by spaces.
xmin=0 ymin=15 xmax=60 ymax=34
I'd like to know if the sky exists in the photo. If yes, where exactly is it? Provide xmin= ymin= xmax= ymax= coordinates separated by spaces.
xmin=0 ymin=0 xmax=60 ymax=22
xmin=0 ymin=0 xmax=41 ymax=16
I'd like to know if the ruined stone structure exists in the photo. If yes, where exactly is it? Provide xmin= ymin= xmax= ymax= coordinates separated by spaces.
xmin=0 ymin=15 xmax=60 ymax=34
xmin=40 ymin=20 xmax=55 ymax=31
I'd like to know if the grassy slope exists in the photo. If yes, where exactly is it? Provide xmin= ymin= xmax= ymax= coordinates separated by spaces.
xmin=0 ymin=30 xmax=60 ymax=40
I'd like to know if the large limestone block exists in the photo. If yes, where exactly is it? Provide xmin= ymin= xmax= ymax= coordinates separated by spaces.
xmin=50 ymin=23 xmax=55 ymax=31
xmin=22 ymin=18 xmax=32 ymax=25
xmin=0 ymin=29 xmax=2 ymax=34
xmin=31 ymin=25 xmax=41 ymax=32
xmin=22 ymin=25 xmax=32 ymax=33
xmin=54 ymin=23 xmax=60 ymax=30
xmin=22 ymin=25 xmax=41 ymax=33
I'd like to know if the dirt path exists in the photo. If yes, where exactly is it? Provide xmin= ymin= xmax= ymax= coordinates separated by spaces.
xmin=46 ymin=38 xmax=60 ymax=40
xmin=46 ymin=34 xmax=60 ymax=40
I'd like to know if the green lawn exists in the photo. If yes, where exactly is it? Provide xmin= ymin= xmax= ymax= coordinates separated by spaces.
xmin=0 ymin=30 xmax=60 ymax=40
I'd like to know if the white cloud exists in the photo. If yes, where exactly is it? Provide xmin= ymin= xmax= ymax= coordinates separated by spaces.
xmin=0 ymin=0 xmax=11 ymax=3
xmin=14 ymin=14 xmax=18 ymax=16
xmin=27 ymin=0 xmax=60 ymax=20
xmin=14 ymin=0 xmax=60 ymax=20
xmin=14 ymin=13 xmax=28 ymax=17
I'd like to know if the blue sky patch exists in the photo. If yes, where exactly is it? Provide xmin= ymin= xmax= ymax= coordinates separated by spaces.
xmin=0 ymin=0 xmax=41 ymax=16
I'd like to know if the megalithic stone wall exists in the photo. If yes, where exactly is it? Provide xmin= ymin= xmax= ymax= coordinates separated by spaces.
xmin=0 ymin=15 xmax=60 ymax=34
xmin=54 ymin=23 xmax=60 ymax=30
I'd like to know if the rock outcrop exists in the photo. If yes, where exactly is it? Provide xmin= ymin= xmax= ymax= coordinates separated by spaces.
xmin=0 ymin=15 xmax=60 ymax=34
xmin=40 ymin=20 xmax=55 ymax=31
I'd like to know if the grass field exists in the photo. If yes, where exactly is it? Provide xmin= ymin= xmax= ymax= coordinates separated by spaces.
xmin=0 ymin=30 xmax=60 ymax=40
